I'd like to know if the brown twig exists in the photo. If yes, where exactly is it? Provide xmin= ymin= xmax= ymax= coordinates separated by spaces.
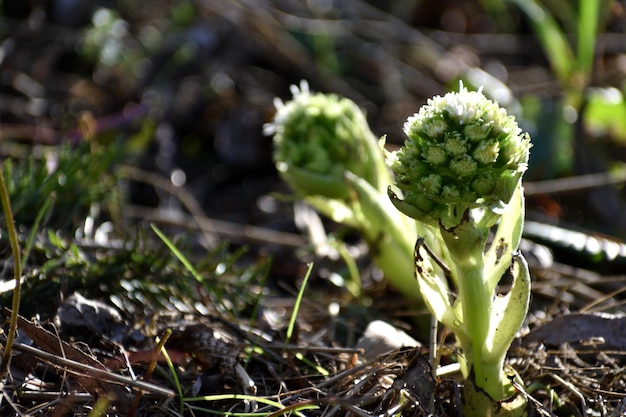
xmin=524 ymin=170 xmax=626 ymax=195
xmin=120 ymin=165 xmax=219 ymax=248
xmin=124 ymin=204 xmax=307 ymax=248
xmin=128 ymin=329 xmax=173 ymax=417
xmin=1 ymin=335 xmax=175 ymax=398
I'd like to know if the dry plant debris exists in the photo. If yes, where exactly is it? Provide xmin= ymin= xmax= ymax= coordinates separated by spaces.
xmin=0 ymin=277 xmax=625 ymax=416
xmin=0 ymin=0 xmax=624 ymax=416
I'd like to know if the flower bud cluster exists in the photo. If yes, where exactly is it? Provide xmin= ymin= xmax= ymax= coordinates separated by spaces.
xmin=390 ymin=84 xmax=531 ymax=225
xmin=268 ymin=81 xmax=381 ymax=198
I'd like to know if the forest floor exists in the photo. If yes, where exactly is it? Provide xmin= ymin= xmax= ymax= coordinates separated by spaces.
xmin=0 ymin=1 xmax=624 ymax=416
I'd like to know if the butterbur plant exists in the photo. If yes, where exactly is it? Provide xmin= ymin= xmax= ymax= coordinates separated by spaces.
xmin=266 ymin=81 xmax=426 ymax=301
xmin=389 ymin=83 xmax=532 ymax=416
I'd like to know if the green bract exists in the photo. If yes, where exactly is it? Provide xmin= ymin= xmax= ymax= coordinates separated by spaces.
xmin=390 ymin=83 xmax=531 ymax=229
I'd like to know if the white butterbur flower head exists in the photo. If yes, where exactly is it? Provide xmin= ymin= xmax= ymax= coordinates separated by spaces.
xmin=390 ymin=82 xmax=531 ymax=227
xmin=390 ymin=84 xmax=532 ymax=415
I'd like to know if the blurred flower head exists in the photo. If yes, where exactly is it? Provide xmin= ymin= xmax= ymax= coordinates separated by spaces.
xmin=267 ymin=81 xmax=382 ymax=199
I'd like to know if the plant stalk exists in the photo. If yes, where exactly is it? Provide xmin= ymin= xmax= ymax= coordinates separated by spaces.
xmin=0 ymin=164 xmax=21 ymax=378
xmin=441 ymin=216 xmax=513 ymax=402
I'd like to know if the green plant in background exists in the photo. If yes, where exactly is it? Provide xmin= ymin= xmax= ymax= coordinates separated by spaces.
xmin=0 ymin=141 xmax=267 ymax=321
xmin=267 ymin=81 xmax=428 ymax=301
xmin=506 ymin=0 xmax=608 ymax=177
xmin=389 ymin=83 xmax=532 ymax=416
xmin=2 ymin=142 xmax=122 ymax=230
xmin=82 ymin=8 xmax=141 ymax=79
xmin=508 ymin=0 xmax=603 ymax=89
xmin=5 ymin=222 xmax=268 ymax=320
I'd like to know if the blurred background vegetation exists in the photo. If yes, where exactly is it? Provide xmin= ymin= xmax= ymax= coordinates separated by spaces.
xmin=0 ymin=0 xmax=625 ymax=315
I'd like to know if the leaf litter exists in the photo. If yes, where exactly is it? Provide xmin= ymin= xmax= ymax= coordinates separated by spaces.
xmin=0 ymin=1 xmax=625 ymax=415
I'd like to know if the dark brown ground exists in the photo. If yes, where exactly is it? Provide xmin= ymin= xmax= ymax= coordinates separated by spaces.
xmin=0 ymin=1 xmax=625 ymax=416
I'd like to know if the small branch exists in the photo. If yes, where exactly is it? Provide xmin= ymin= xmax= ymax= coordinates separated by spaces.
xmin=525 ymin=170 xmax=626 ymax=196
xmin=1 ymin=336 xmax=175 ymax=398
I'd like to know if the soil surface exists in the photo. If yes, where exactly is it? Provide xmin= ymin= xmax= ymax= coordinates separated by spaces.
xmin=0 ymin=1 xmax=625 ymax=416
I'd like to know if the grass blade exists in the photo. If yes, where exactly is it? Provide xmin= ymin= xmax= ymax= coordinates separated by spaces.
xmin=151 ymin=223 xmax=203 ymax=282
xmin=577 ymin=0 xmax=601 ymax=78
xmin=22 ymin=194 xmax=54 ymax=267
xmin=286 ymin=263 xmax=314 ymax=345
xmin=510 ymin=0 xmax=574 ymax=83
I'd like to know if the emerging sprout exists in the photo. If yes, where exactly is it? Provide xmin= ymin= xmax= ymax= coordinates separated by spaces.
xmin=389 ymin=83 xmax=532 ymax=417
xmin=267 ymin=81 xmax=425 ymax=302
xmin=267 ymin=81 xmax=387 ymax=199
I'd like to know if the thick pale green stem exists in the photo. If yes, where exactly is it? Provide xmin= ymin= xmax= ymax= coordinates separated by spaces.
xmin=345 ymin=172 xmax=424 ymax=301
xmin=455 ymin=261 xmax=491 ymax=381
xmin=442 ymin=217 xmax=510 ymax=402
